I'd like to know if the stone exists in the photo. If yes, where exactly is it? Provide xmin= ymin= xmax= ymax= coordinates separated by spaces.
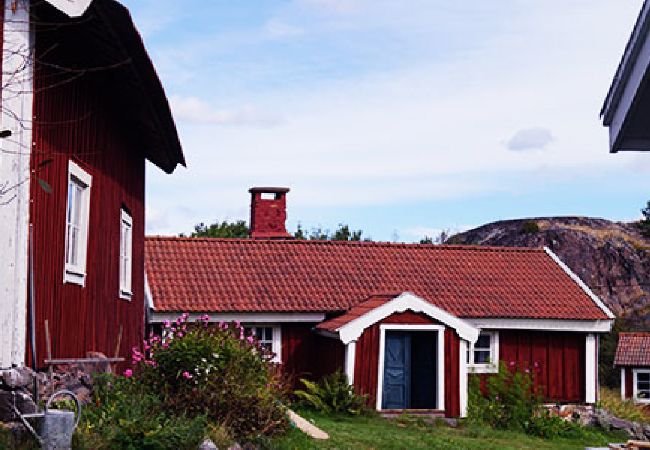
xmin=1 ymin=368 xmax=33 ymax=389
xmin=0 ymin=390 xmax=37 ymax=422
xmin=287 ymin=409 xmax=329 ymax=440
xmin=227 ymin=444 xmax=242 ymax=450
xmin=198 ymin=438 xmax=218 ymax=450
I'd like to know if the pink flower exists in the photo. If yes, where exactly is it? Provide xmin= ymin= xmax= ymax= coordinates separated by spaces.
xmin=533 ymin=361 xmax=539 ymax=368
xmin=182 ymin=371 xmax=192 ymax=379
xmin=124 ymin=369 xmax=133 ymax=378
xmin=177 ymin=332 xmax=184 ymax=338
xmin=235 ymin=320 xmax=241 ymax=328
xmin=509 ymin=361 xmax=516 ymax=367
xmin=246 ymin=335 xmax=255 ymax=344
xmin=163 ymin=320 xmax=171 ymax=328
xmin=525 ymin=368 xmax=530 ymax=374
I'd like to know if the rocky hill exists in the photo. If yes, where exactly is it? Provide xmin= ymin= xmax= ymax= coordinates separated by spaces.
xmin=448 ymin=217 xmax=650 ymax=325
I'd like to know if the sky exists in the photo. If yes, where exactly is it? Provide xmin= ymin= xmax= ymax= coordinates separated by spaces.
xmin=121 ymin=0 xmax=650 ymax=242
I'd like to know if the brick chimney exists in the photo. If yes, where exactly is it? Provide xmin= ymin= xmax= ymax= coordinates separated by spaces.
xmin=249 ymin=187 xmax=291 ymax=239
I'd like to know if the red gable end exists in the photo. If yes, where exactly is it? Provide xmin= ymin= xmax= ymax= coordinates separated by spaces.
xmin=145 ymin=237 xmax=610 ymax=321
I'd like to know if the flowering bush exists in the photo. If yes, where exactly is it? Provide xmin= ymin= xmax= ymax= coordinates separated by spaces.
xmin=132 ymin=314 xmax=289 ymax=440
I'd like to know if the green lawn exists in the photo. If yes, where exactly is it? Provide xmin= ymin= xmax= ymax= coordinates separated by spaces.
xmin=272 ymin=410 xmax=627 ymax=450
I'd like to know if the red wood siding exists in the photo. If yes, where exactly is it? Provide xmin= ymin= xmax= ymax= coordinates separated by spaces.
xmin=281 ymin=324 xmax=344 ymax=387
xmin=496 ymin=330 xmax=586 ymax=403
xmin=444 ymin=329 xmax=460 ymax=417
xmin=352 ymin=311 xmax=460 ymax=416
xmin=29 ymin=38 xmax=146 ymax=369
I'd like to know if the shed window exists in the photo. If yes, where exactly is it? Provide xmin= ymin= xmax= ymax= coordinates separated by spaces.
xmin=64 ymin=161 xmax=92 ymax=286
xmin=244 ymin=326 xmax=281 ymax=363
xmin=119 ymin=209 xmax=133 ymax=299
xmin=468 ymin=331 xmax=499 ymax=373
xmin=634 ymin=370 xmax=650 ymax=402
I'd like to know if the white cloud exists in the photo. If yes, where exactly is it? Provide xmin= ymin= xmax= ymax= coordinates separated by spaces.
xmin=170 ymin=96 xmax=283 ymax=127
xmin=506 ymin=127 xmax=554 ymax=152
xmin=264 ymin=19 xmax=305 ymax=38
xmin=144 ymin=0 xmax=646 ymax=237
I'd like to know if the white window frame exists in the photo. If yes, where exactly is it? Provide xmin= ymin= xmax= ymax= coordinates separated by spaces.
xmin=119 ymin=209 xmax=133 ymax=300
xmin=468 ymin=331 xmax=499 ymax=374
xmin=246 ymin=325 xmax=282 ymax=363
xmin=632 ymin=369 xmax=650 ymax=403
xmin=64 ymin=161 xmax=92 ymax=286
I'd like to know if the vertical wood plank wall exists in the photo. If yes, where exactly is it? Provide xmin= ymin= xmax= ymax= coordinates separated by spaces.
xmin=281 ymin=323 xmax=344 ymax=387
xmin=496 ymin=330 xmax=586 ymax=403
xmin=28 ymin=29 xmax=145 ymax=368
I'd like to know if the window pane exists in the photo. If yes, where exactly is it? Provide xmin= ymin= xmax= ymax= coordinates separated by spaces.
xmin=474 ymin=350 xmax=490 ymax=364
xmin=637 ymin=373 xmax=650 ymax=383
xmin=638 ymin=382 xmax=650 ymax=391
xmin=475 ymin=334 xmax=491 ymax=350
xmin=262 ymin=327 xmax=273 ymax=341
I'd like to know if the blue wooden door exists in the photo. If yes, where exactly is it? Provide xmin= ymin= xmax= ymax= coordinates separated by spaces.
xmin=382 ymin=332 xmax=411 ymax=409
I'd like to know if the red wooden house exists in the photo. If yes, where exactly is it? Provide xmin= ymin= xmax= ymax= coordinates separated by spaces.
xmin=0 ymin=0 xmax=184 ymax=368
xmin=614 ymin=333 xmax=650 ymax=403
xmin=145 ymin=188 xmax=615 ymax=418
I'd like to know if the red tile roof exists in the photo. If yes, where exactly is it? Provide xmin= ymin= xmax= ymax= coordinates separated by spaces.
xmin=145 ymin=237 xmax=610 ymax=320
xmin=614 ymin=333 xmax=650 ymax=366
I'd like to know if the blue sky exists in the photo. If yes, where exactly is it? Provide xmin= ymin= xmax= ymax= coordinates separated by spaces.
xmin=121 ymin=0 xmax=650 ymax=241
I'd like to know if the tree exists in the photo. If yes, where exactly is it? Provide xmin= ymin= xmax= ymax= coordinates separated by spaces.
xmin=638 ymin=201 xmax=650 ymax=238
xmin=420 ymin=229 xmax=450 ymax=245
xmin=294 ymin=223 xmax=367 ymax=241
xmin=188 ymin=220 xmax=249 ymax=238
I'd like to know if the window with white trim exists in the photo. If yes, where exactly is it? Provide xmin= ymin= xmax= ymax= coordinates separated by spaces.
xmin=634 ymin=369 xmax=650 ymax=403
xmin=468 ymin=331 xmax=499 ymax=373
xmin=119 ymin=209 xmax=133 ymax=299
xmin=64 ymin=161 xmax=92 ymax=286
xmin=244 ymin=326 xmax=281 ymax=363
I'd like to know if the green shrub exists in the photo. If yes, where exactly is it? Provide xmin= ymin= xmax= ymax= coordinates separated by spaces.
xmin=525 ymin=411 xmax=592 ymax=439
xmin=468 ymin=362 xmax=540 ymax=431
xmin=521 ymin=221 xmax=540 ymax=234
xmin=76 ymin=373 xmax=206 ymax=450
xmin=134 ymin=316 xmax=289 ymax=440
xmin=599 ymin=387 xmax=650 ymax=425
xmin=295 ymin=370 xmax=368 ymax=415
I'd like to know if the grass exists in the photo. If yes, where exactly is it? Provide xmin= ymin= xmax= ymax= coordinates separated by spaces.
xmin=599 ymin=387 xmax=650 ymax=425
xmin=271 ymin=409 xmax=627 ymax=450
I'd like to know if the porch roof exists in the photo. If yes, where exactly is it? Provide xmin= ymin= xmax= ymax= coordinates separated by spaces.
xmin=316 ymin=292 xmax=480 ymax=344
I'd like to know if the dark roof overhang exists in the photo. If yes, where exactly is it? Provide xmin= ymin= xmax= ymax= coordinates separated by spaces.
xmin=601 ymin=0 xmax=650 ymax=153
xmin=33 ymin=0 xmax=186 ymax=173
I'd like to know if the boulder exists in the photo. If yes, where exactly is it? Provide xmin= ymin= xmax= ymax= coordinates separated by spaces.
xmin=1 ymin=368 xmax=33 ymax=390
xmin=0 ymin=390 xmax=37 ymax=422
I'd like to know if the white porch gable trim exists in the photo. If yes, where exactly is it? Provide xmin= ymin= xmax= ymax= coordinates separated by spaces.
xmin=337 ymin=292 xmax=479 ymax=345
xmin=44 ymin=0 xmax=93 ymax=17
xmin=543 ymin=247 xmax=615 ymax=319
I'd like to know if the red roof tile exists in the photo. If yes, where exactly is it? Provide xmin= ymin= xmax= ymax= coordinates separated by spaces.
xmin=145 ymin=237 xmax=610 ymax=320
xmin=614 ymin=333 xmax=650 ymax=366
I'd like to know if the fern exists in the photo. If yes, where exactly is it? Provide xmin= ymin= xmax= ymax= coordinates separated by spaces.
xmin=295 ymin=371 xmax=368 ymax=415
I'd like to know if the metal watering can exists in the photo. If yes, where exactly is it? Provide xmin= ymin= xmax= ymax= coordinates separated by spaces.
xmin=12 ymin=389 xmax=81 ymax=450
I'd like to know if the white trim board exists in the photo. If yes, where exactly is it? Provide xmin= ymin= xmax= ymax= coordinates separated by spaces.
xmin=543 ymin=247 xmax=615 ymax=319
xmin=150 ymin=312 xmax=325 ymax=324
xmin=375 ymin=324 xmax=445 ymax=412
xmin=0 ymin=0 xmax=33 ymax=368
xmin=621 ymin=368 xmax=626 ymax=401
xmin=585 ymin=333 xmax=597 ymax=404
xmin=337 ymin=292 xmax=479 ymax=345
xmin=468 ymin=318 xmax=613 ymax=333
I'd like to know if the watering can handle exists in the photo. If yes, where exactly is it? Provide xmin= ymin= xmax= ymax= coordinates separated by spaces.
xmin=46 ymin=389 xmax=82 ymax=430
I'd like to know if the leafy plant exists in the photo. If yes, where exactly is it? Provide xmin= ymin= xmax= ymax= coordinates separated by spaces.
xmin=295 ymin=370 xmax=368 ymax=415
xmin=133 ymin=315 xmax=289 ymax=440
xmin=638 ymin=200 xmax=650 ymax=238
xmin=525 ymin=411 xmax=593 ymax=439
xmin=76 ymin=373 xmax=206 ymax=450
xmin=468 ymin=361 xmax=540 ymax=431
